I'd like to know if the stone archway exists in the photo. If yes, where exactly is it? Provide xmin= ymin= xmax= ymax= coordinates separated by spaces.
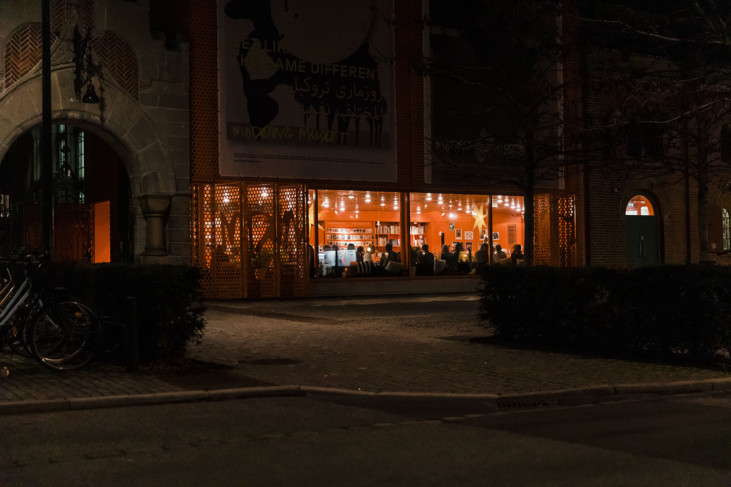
xmin=0 ymin=123 xmax=134 ymax=262
xmin=0 ymin=68 xmax=181 ymax=261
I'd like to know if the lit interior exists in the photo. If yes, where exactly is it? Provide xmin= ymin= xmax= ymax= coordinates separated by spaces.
xmin=309 ymin=190 xmax=524 ymax=273
xmin=93 ymin=200 xmax=111 ymax=263
xmin=625 ymin=195 xmax=654 ymax=216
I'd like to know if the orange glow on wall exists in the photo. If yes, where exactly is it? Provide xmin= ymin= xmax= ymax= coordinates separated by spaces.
xmin=94 ymin=201 xmax=111 ymax=263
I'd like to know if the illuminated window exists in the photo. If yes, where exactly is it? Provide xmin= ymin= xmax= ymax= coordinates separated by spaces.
xmin=625 ymin=195 xmax=654 ymax=216
xmin=723 ymin=208 xmax=730 ymax=251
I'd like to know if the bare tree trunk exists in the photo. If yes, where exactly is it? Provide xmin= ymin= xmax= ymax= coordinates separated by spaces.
xmin=524 ymin=184 xmax=535 ymax=265
xmin=696 ymin=117 xmax=711 ymax=263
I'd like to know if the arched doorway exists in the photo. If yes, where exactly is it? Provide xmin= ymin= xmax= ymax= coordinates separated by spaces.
xmin=625 ymin=194 xmax=659 ymax=266
xmin=0 ymin=123 xmax=133 ymax=262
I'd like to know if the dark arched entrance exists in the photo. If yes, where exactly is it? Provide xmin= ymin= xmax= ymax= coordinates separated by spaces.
xmin=625 ymin=194 xmax=659 ymax=266
xmin=0 ymin=124 xmax=133 ymax=262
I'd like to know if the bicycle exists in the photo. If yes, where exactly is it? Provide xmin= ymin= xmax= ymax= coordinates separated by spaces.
xmin=0 ymin=253 xmax=101 ymax=371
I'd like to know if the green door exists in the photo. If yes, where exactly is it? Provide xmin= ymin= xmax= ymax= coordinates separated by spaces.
xmin=626 ymin=215 xmax=658 ymax=266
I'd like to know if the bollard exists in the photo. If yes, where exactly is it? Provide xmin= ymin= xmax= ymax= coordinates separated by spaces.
xmin=126 ymin=296 xmax=139 ymax=372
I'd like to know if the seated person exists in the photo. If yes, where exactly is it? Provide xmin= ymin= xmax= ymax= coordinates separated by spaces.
xmin=415 ymin=244 xmax=434 ymax=276
xmin=363 ymin=246 xmax=374 ymax=263
xmin=454 ymin=242 xmax=471 ymax=273
xmin=494 ymin=244 xmax=508 ymax=263
xmin=378 ymin=243 xmax=401 ymax=275
xmin=331 ymin=244 xmax=342 ymax=277
xmin=441 ymin=244 xmax=458 ymax=274
xmin=379 ymin=243 xmax=399 ymax=266
xmin=511 ymin=244 xmax=525 ymax=265
xmin=474 ymin=243 xmax=490 ymax=272
xmin=356 ymin=246 xmax=364 ymax=263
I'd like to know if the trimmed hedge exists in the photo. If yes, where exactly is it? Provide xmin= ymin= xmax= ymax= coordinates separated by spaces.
xmin=478 ymin=265 xmax=731 ymax=365
xmin=49 ymin=263 xmax=206 ymax=364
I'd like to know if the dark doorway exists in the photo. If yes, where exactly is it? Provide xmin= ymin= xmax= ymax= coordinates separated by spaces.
xmin=0 ymin=124 xmax=133 ymax=262
xmin=625 ymin=195 xmax=659 ymax=266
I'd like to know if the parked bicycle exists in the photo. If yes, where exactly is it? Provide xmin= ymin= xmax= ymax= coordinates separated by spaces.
xmin=0 ymin=253 xmax=101 ymax=371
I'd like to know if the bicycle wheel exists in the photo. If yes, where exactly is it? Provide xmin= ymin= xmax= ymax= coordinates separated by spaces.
xmin=30 ymin=300 xmax=100 ymax=371
xmin=5 ymin=318 xmax=33 ymax=358
xmin=5 ymin=301 xmax=42 ymax=358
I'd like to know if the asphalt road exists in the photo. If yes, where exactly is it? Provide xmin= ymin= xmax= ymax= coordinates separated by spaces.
xmin=2 ymin=393 xmax=731 ymax=486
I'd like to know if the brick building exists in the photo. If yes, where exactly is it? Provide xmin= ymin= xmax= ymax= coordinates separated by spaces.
xmin=0 ymin=0 xmax=728 ymax=299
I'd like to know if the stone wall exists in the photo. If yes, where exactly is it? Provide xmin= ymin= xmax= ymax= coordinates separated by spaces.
xmin=0 ymin=0 xmax=190 ymax=264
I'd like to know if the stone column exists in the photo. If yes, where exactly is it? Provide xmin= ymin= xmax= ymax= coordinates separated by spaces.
xmin=140 ymin=194 xmax=172 ymax=256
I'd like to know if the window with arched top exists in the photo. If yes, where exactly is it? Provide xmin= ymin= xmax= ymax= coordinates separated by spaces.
xmin=625 ymin=195 xmax=655 ymax=216
xmin=723 ymin=208 xmax=730 ymax=251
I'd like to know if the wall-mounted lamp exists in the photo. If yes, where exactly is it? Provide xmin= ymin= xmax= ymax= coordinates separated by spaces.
xmin=73 ymin=26 xmax=101 ymax=104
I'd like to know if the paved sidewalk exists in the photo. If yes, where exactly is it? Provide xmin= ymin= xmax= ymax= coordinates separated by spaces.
xmin=2 ymin=294 xmax=731 ymax=413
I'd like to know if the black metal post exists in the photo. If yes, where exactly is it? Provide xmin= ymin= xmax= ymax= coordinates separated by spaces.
xmin=126 ymin=296 xmax=139 ymax=372
xmin=41 ymin=0 xmax=53 ymax=255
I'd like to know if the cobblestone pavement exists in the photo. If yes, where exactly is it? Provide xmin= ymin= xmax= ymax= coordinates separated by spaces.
xmin=188 ymin=295 xmax=731 ymax=394
xmin=2 ymin=294 xmax=731 ymax=407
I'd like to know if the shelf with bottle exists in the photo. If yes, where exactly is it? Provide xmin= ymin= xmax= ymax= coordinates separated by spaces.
xmin=324 ymin=226 xmax=374 ymax=249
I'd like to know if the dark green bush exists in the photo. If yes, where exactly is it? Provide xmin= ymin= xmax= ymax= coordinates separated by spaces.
xmin=479 ymin=265 xmax=731 ymax=365
xmin=50 ymin=262 xmax=206 ymax=364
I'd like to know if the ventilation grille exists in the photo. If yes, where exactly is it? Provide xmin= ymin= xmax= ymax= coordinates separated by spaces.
xmin=4 ymin=24 xmax=43 ymax=90
xmin=94 ymin=31 xmax=138 ymax=99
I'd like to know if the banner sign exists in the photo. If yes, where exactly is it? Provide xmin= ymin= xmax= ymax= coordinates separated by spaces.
xmin=218 ymin=0 xmax=395 ymax=181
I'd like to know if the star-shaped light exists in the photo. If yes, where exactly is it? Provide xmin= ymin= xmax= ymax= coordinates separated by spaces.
xmin=472 ymin=203 xmax=488 ymax=232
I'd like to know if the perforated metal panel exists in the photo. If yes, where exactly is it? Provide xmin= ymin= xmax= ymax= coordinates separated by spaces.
xmin=246 ymin=184 xmax=277 ymax=298
xmin=190 ymin=0 xmax=219 ymax=181
xmin=557 ymin=193 xmax=576 ymax=267
xmin=533 ymin=194 xmax=552 ymax=265
xmin=533 ymin=192 xmax=576 ymax=267
xmin=278 ymin=185 xmax=307 ymax=298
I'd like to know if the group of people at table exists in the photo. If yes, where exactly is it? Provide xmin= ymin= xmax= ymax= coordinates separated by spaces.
xmin=413 ymin=242 xmax=525 ymax=276
xmin=318 ymin=241 xmax=525 ymax=277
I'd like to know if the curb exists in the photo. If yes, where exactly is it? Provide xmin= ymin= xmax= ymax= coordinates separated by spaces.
xmin=3 ymin=378 xmax=731 ymax=415
xmin=0 ymin=386 xmax=305 ymax=415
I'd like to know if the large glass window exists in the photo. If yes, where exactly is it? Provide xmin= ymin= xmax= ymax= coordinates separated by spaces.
xmin=409 ymin=193 xmax=524 ymax=274
xmin=308 ymin=189 xmax=526 ymax=277
xmin=309 ymin=189 xmax=402 ymax=278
